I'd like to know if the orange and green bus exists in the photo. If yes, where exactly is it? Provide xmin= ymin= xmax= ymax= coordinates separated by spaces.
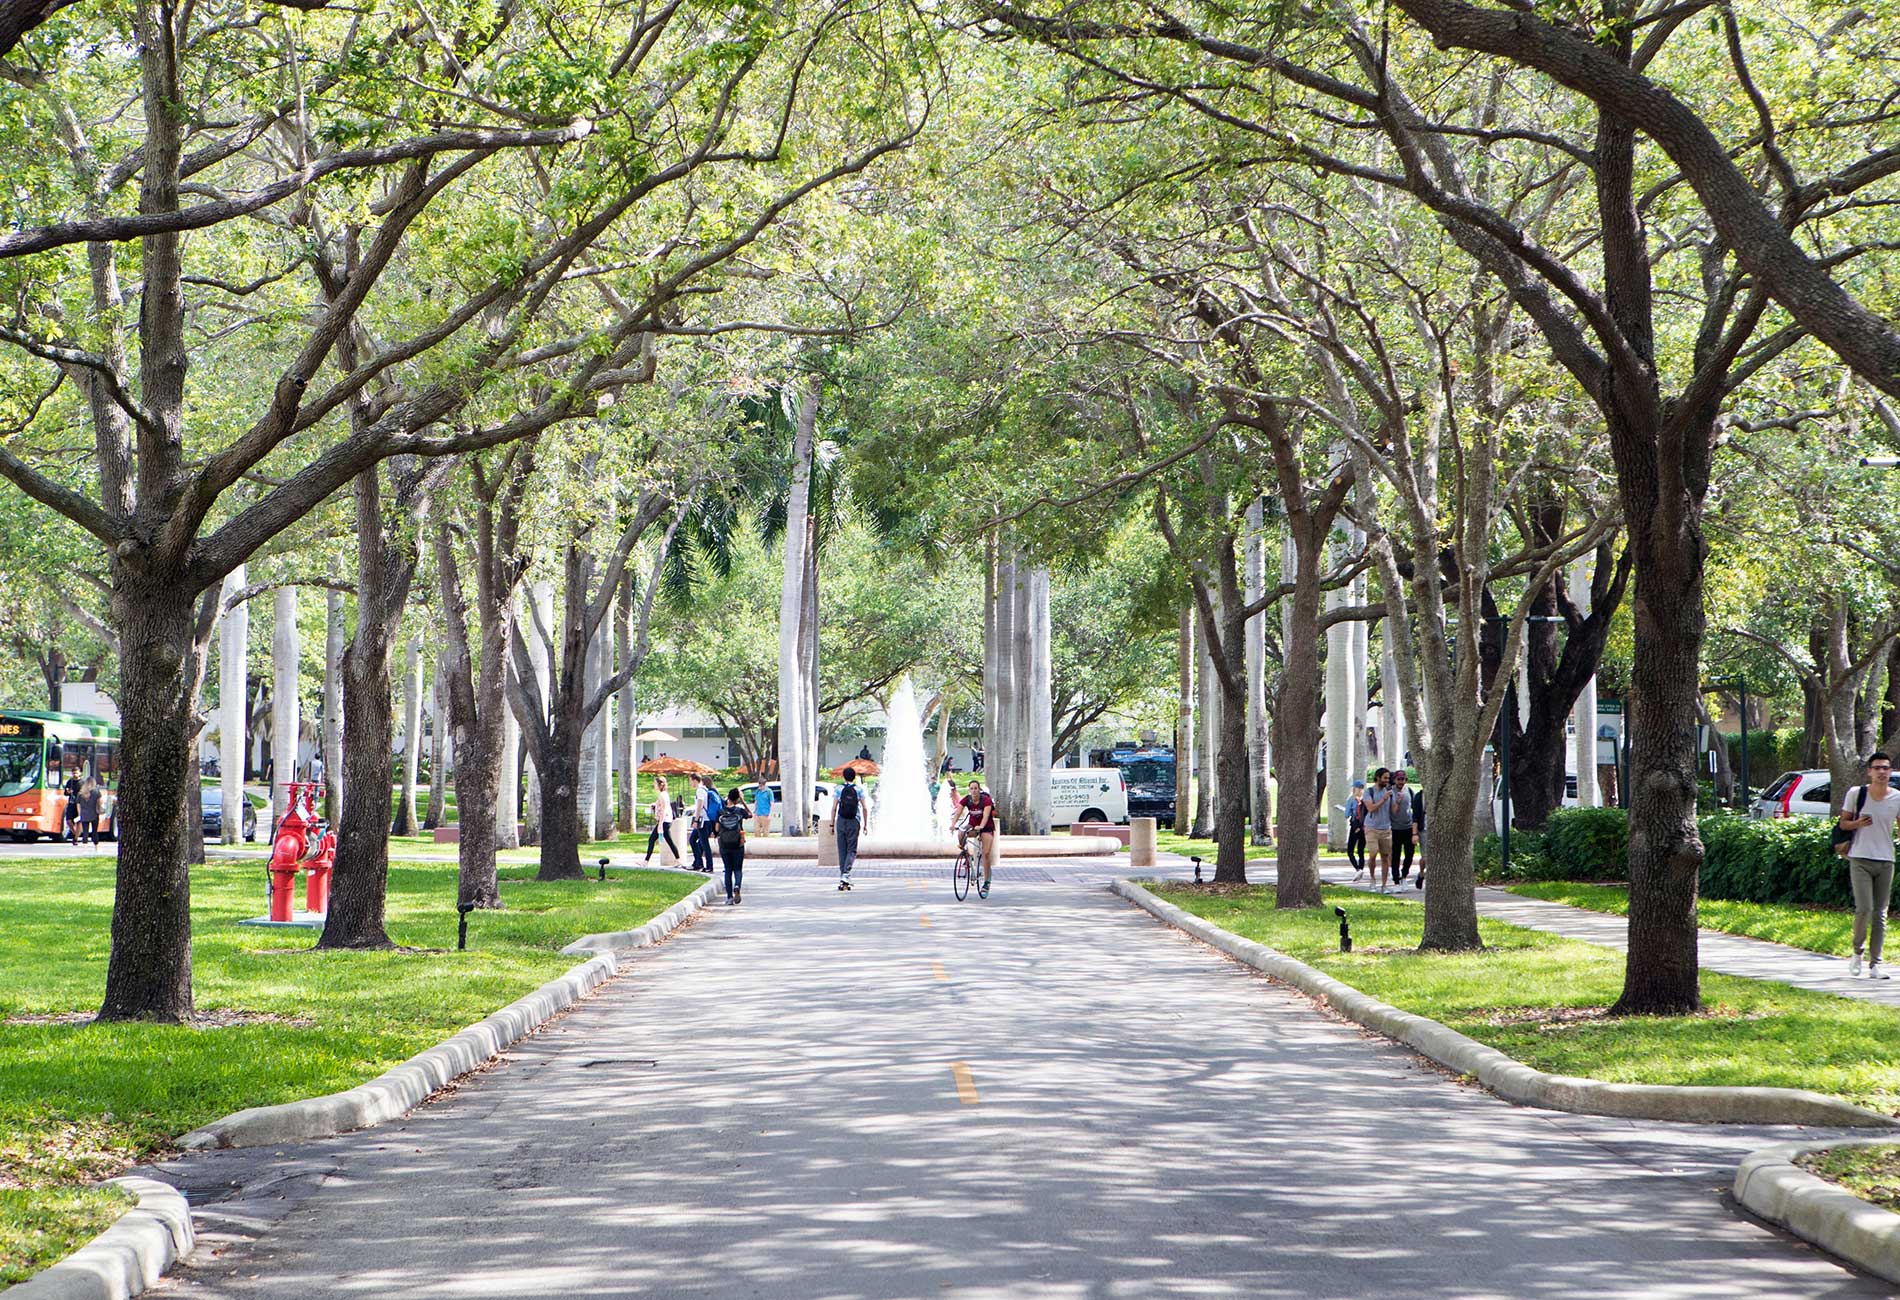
xmin=0 ymin=710 xmax=120 ymax=841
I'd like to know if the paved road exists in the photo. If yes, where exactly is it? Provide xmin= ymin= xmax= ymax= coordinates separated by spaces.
xmin=161 ymin=869 xmax=1892 ymax=1298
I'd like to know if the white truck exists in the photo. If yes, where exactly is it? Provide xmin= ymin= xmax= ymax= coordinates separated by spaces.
xmin=1049 ymin=767 xmax=1129 ymax=826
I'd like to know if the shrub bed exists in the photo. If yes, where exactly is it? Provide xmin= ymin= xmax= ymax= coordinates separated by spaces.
xmin=1474 ymin=806 xmax=1853 ymax=909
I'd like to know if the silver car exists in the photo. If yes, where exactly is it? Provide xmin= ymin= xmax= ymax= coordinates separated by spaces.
xmin=1752 ymin=770 xmax=1832 ymax=819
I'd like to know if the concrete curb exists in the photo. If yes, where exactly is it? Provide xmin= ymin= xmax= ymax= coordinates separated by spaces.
xmin=7 ymin=1176 xmax=192 ymax=1300
xmin=1733 ymin=1139 xmax=1900 ymax=1285
xmin=179 ymin=879 xmax=716 ymax=1150
xmin=1111 ymin=879 xmax=1900 ymax=1129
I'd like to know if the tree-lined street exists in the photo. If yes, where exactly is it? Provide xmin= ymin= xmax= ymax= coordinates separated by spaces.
xmin=162 ymin=866 xmax=1888 ymax=1298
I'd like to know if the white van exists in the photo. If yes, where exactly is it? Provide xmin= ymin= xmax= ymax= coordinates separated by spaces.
xmin=1050 ymin=768 xmax=1129 ymax=826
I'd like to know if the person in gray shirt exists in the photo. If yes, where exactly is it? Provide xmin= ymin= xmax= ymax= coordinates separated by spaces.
xmin=1837 ymin=751 xmax=1900 ymax=979
xmin=1389 ymin=769 xmax=1419 ymax=883
xmin=1362 ymin=768 xmax=1395 ymax=893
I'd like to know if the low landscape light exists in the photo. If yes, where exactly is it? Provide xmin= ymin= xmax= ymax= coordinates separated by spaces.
xmin=598 ymin=857 xmax=609 ymax=882
xmin=457 ymin=900 xmax=475 ymax=951
xmin=1191 ymin=855 xmax=1203 ymax=884
xmin=1335 ymin=906 xmax=1352 ymax=953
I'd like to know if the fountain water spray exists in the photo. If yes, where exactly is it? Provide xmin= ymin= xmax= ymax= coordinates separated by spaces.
xmin=869 ymin=674 xmax=931 ymax=842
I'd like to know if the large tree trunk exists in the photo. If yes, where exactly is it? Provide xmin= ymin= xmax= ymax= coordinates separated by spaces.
xmin=1272 ymin=562 xmax=1326 ymax=908
xmin=99 ymin=577 xmax=198 ymax=1022
xmin=615 ymin=569 xmax=635 ymax=832
xmin=324 ymin=624 xmax=399 ymax=949
xmin=1026 ymin=565 xmax=1053 ymax=834
xmin=536 ymin=711 xmax=586 ymax=880
xmin=424 ymin=654 xmax=448 ymax=828
xmin=1176 ymin=604 xmax=1193 ymax=829
xmin=270 ymin=587 xmax=299 ymax=832
xmin=392 ymin=636 xmax=423 ymax=836
xmin=521 ymin=581 xmax=552 ymax=844
xmin=218 ymin=565 xmax=248 ymax=844
xmin=777 ymin=378 xmax=817 ymax=836
xmin=323 ymin=590 xmax=345 ymax=822
xmin=1246 ymin=502 xmax=1273 ymax=845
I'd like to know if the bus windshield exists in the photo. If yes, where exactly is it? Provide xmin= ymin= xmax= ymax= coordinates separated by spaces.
xmin=1122 ymin=759 xmax=1174 ymax=787
xmin=0 ymin=739 xmax=43 ymax=797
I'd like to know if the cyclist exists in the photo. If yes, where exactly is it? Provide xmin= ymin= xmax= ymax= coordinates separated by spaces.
xmin=959 ymin=776 xmax=998 ymax=899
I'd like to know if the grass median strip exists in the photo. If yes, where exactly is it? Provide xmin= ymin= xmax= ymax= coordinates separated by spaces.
xmin=1502 ymin=881 xmax=1860 ymax=957
xmin=1801 ymin=1143 xmax=1900 ymax=1213
xmin=1152 ymin=883 xmax=1900 ymax=1114
xmin=0 ymin=857 xmax=699 ymax=1284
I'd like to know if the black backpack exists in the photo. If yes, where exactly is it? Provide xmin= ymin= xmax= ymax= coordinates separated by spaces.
xmin=837 ymin=783 xmax=861 ymax=820
xmin=1832 ymin=785 xmax=1870 ymax=858
xmin=716 ymin=803 xmax=746 ymax=847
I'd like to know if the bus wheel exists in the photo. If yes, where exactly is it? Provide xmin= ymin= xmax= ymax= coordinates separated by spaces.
xmin=9 ymin=831 xmax=35 ymax=843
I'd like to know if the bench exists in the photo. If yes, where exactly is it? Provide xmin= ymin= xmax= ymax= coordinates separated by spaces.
xmin=1067 ymin=822 xmax=1131 ymax=846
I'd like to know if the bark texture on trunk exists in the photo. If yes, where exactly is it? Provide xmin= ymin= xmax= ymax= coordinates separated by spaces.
xmin=100 ymin=578 xmax=197 ymax=1021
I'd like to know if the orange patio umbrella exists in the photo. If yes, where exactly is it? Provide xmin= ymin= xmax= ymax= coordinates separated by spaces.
xmin=830 ymin=759 xmax=881 ymax=777
xmin=638 ymin=756 xmax=717 ymax=776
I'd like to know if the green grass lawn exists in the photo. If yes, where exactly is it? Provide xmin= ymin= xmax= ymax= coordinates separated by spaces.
xmin=0 ymin=856 xmax=698 ymax=1284
xmin=1151 ymin=883 xmax=1900 ymax=1114
xmin=1502 ymin=881 xmax=1865 ymax=957
xmin=0 ymin=1184 xmax=132 ymax=1285
xmin=1802 ymin=1144 xmax=1900 ymax=1212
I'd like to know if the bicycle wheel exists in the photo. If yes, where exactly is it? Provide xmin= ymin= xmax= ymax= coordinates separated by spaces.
xmin=953 ymin=849 xmax=971 ymax=900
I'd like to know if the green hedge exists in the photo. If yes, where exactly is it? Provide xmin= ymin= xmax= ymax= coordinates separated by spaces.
xmin=1474 ymin=806 xmax=1854 ymax=909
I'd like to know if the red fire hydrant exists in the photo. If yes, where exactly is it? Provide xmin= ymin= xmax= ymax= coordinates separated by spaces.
xmin=304 ymin=791 xmax=335 ymax=915
xmin=267 ymin=782 xmax=312 ymax=922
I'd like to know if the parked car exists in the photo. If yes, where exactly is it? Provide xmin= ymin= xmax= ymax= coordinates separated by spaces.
xmin=1753 ymin=770 xmax=1832 ymax=819
xmin=201 ymin=787 xmax=258 ymax=842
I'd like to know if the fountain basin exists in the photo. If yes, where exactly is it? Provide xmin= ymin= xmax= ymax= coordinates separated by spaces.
xmin=741 ymin=834 xmax=1121 ymax=859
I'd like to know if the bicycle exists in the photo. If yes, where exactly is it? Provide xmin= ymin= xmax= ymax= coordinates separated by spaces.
xmin=953 ymin=834 xmax=984 ymax=900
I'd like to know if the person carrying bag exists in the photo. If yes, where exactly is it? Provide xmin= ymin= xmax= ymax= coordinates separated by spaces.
xmin=1835 ymin=752 xmax=1899 ymax=980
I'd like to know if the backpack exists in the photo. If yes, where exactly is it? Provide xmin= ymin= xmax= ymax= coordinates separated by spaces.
xmin=716 ymin=803 xmax=746 ymax=847
xmin=837 ymin=783 xmax=861 ymax=820
xmin=1833 ymin=785 xmax=1870 ymax=858
xmin=1348 ymin=796 xmax=1366 ymax=829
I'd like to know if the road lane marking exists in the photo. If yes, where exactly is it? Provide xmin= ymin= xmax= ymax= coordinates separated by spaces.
xmin=919 ymin=913 xmax=932 ymax=928
xmin=950 ymin=1061 xmax=979 ymax=1105
xmin=932 ymin=961 xmax=947 ymax=981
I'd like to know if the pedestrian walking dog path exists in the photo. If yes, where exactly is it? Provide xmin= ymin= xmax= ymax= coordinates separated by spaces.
xmin=1319 ymin=865 xmax=1900 ymax=1009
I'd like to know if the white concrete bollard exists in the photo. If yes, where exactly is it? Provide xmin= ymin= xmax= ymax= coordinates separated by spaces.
xmin=1130 ymin=817 xmax=1158 ymax=868
xmin=657 ymin=820 xmax=684 ymax=867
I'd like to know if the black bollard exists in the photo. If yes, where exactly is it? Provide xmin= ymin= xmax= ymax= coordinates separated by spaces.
xmin=598 ymin=857 xmax=609 ymax=882
xmin=457 ymin=900 xmax=475 ymax=951
xmin=1192 ymin=856 xmax=1203 ymax=884
xmin=1334 ymin=905 xmax=1352 ymax=953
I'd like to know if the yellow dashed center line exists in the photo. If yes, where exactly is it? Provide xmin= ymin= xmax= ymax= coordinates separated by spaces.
xmin=932 ymin=960 xmax=947 ymax=981
xmin=950 ymin=1061 xmax=979 ymax=1105
xmin=919 ymin=913 xmax=932 ymax=928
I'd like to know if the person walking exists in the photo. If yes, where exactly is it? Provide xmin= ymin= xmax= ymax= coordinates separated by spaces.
xmin=834 ymin=766 xmax=866 ymax=891
xmin=1408 ymin=779 xmax=1429 ymax=890
xmin=716 ymin=786 xmax=749 ymax=904
xmin=642 ymin=775 xmax=681 ymax=866
xmin=693 ymin=776 xmax=724 ymax=874
xmin=1344 ymin=778 xmax=1367 ymax=879
xmin=1362 ymin=768 xmax=1395 ymax=892
xmin=1390 ymin=769 xmax=1419 ymax=882
xmin=78 ymin=776 xmax=103 ymax=846
xmin=1837 ymin=751 xmax=1899 ymax=978
xmin=62 ymin=767 xmax=83 ymax=845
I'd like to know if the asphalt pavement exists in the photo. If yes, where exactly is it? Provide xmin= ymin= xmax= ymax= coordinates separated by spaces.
xmin=158 ymin=864 xmax=1893 ymax=1298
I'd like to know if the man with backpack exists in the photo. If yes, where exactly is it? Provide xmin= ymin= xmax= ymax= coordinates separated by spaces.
xmin=715 ymin=787 xmax=749 ymax=904
xmin=834 ymin=766 xmax=866 ymax=891
xmin=1836 ymin=751 xmax=1899 ymax=979
xmin=692 ymin=776 xmax=724 ymax=874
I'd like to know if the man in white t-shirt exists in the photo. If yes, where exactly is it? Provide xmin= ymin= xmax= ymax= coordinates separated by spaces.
xmin=1836 ymin=751 xmax=1899 ymax=979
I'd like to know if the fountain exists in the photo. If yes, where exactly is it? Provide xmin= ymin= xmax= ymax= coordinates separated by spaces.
xmin=869 ymin=675 xmax=931 ymax=842
xmin=741 ymin=668 xmax=1118 ymax=859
